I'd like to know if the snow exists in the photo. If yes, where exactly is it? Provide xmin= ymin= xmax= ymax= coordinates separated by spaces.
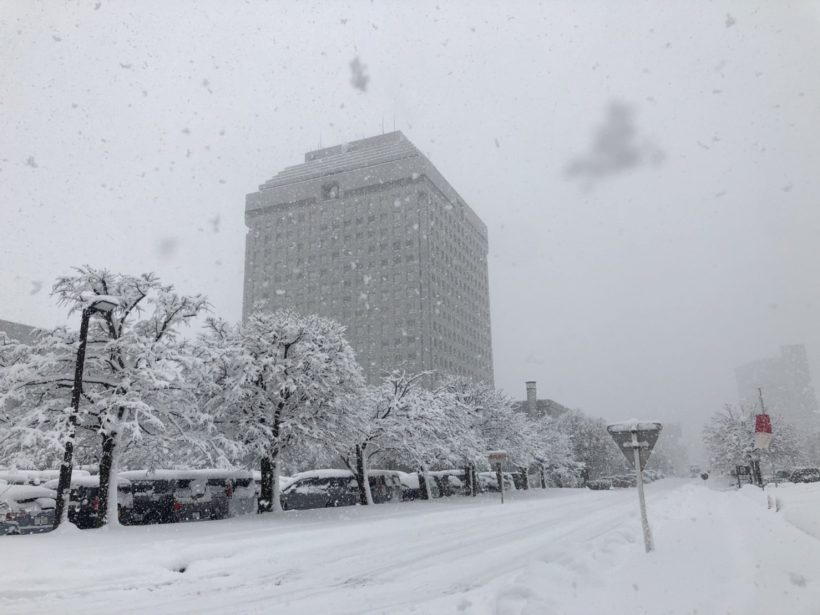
xmin=3 ymin=480 xmax=820 ymax=613
xmin=287 ymin=469 xmax=356 ymax=481
xmin=42 ymin=477 xmax=131 ymax=489
xmin=757 ymin=482 xmax=820 ymax=540
xmin=0 ymin=470 xmax=90 ymax=485
xmin=0 ymin=484 xmax=57 ymax=504
xmin=78 ymin=291 xmax=121 ymax=307
xmin=395 ymin=470 xmax=419 ymax=489
xmin=607 ymin=419 xmax=663 ymax=432
xmin=120 ymin=469 xmax=253 ymax=481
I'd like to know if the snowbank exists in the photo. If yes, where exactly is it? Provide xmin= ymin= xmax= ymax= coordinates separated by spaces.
xmin=3 ymin=481 xmax=820 ymax=614
xmin=120 ymin=469 xmax=253 ymax=481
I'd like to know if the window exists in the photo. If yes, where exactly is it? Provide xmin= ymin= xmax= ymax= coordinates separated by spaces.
xmin=322 ymin=182 xmax=340 ymax=199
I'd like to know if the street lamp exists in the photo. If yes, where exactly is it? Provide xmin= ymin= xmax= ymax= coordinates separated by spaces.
xmin=52 ymin=295 xmax=119 ymax=530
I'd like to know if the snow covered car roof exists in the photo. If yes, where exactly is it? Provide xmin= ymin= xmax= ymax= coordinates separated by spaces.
xmin=288 ymin=469 xmax=356 ymax=482
xmin=0 ymin=484 xmax=58 ymax=505
xmin=395 ymin=471 xmax=419 ymax=489
xmin=119 ymin=469 xmax=253 ymax=481
xmin=43 ymin=476 xmax=131 ymax=490
xmin=0 ymin=469 xmax=91 ymax=485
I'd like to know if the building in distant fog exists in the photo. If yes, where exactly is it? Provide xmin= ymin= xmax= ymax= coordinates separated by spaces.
xmin=735 ymin=345 xmax=819 ymax=427
xmin=0 ymin=319 xmax=37 ymax=344
xmin=513 ymin=381 xmax=571 ymax=420
xmin=242 ymin=131 xmax=493 ymax=384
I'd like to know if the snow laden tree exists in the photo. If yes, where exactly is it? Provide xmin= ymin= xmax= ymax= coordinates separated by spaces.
xmin=394 ymin=374 xmax=481 ymax=500
xmin=529 ymin=416 xmax=575 ymax=488
xmin=471 ymin=387 xmax=543 ymax=489
xmin=197 ymin=309 xmax=363 ymax=512
xmin=703 ymin=405 xmax=756 ymax=473
xmin=439 ymin=378 xmax=520 ymax=492
xmin=703 ymin=405 xmax=806 ymax=474
xmin=0 ymin=267 xmax=211 ymax=526
xmin=328 ymin=372 xmax=481 ymax=504
xmin=555 ymin=409 xmax=628 ymax=479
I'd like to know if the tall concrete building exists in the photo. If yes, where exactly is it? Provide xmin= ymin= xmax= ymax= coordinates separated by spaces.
xmin=736 ymin=344 xmax=819 ymax=427
xmin=243 ymin=131 xmax=493 ymax=384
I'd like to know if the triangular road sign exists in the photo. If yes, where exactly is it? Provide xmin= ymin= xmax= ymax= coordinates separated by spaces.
xmin=607 ymin=421 xmax=663 ymax=471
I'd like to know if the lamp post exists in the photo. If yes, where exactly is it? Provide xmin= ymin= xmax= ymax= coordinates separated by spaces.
xmin=52 ymin=295 xmax=119 ymax=530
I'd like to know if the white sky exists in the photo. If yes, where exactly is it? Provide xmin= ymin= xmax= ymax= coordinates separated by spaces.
xmin=2 ymin=0 xmax=820 ymax=453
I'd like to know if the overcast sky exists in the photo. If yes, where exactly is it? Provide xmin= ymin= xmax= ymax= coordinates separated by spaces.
xmin=2 ymin=1 xmax=819 ymax=455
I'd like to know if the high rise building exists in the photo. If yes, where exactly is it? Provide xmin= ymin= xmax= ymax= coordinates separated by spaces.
xmin=735 ymin=344 xmax=819 ymax=427
xmin=243 ymin=131 xmax=493 ymax=384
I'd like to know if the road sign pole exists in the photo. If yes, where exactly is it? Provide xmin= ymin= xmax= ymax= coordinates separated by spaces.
xmin=487 ymin=451 xmax=507 ymax=504
xmin=496 ymin=462 xmax=504 ymax=504
xmin=632 ymin=429 xmax=654 ymax=553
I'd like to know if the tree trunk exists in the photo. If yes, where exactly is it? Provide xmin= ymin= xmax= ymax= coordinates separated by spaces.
xmin=271 ymin=453 xmax=282 ymax=512
xmin=421 ymin=464 xmax=433 ymax=501
xmin=520 ymin=466 xmax=529 ymax=490
xmin=417 ymin=469 xmax=429 ymax=500
xmin=539 ymin=465 xmax=547 ymax=489
xmin=463 ymin=465 xmax=471 ymax=496
xmin=106 ymin=434 xmax=122 ymax=527
xmin=355 ymin=445 xmax=368 ymax=505
xmin=259 ymin=456 xmax=273 ymax=513
xmin=97 ymin=431 xmax=118 ymax=528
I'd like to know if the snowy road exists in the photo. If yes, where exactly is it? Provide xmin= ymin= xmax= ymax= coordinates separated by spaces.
xmin=3 ymin=480 xmax=820 ymax=614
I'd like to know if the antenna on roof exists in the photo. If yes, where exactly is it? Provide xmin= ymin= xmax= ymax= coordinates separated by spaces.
xmin=381 ymin=115 xmax=385 ymax=135
xmin=318 ymin=130 xmax=323 ymax=149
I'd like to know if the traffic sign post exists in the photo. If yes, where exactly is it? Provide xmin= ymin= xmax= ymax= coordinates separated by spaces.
xmin=607 ymin=421 xmax=663 ymax=553
xmin=487 ymin=451 xmax=507 ymax=504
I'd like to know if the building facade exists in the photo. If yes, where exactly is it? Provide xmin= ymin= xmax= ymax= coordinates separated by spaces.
xmin=0 ymin=319 xmax=37 ymax=344
xmin=243 ymin=132 xmax=493 ymax=384
xmin=736 ymin=344 xmax=819 ymax=428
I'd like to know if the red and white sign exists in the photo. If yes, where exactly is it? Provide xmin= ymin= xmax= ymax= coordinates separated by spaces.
xmin=754 ymin=414 xmax=773 ymax=450
xmin=487 ymin=451 xmax=507 ymax=465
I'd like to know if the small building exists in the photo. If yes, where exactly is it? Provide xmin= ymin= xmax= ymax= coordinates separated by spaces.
xmin=0 ymin=319 xmax=38 ymax=344
xmin=513 ymin=381 xmax=571 ymax=420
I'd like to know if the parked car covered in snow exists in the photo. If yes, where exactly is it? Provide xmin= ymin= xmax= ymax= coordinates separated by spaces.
xmin=789 ymin=467 xmax=820 ymax=483
xmin=281 ymin=469 xmax=404 ymax=510
xmin=586 ymin=478 xmax=613 ymax=490
xmin=43 ymin=476 xmax=133 ymax=528
xmin=608 ymin=475 xmax=638 ymax=488
xmin=0 ymin=483 xmax=56 ymax=535
xmin=120 ymin=469 xmax=256 ymax=525
xmin=396 ymin=471 xmax=425 ymax=500
xmin=477 ymin=471 xmax=517 ymax=493
xmin=428 ymin=469 xmax=472 ymax=497
xmin=366 ymin=470 xmax=405 ymax=503
xmin=280 ymin=470 xmax=359 ymax=510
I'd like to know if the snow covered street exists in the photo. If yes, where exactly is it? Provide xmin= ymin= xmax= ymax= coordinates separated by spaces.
xmin=3 ymin=479 xmax=820 ymax=614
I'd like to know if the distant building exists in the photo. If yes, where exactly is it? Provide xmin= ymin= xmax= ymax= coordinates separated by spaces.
xmin=736 ymin=345 xmax=819 ymax=427
xmin=513 ymin=381 xmax=571 ymax=420
xmin=0 ymin=319 xmax=37 ymax=344
xmin=242 ymin=131 xmax=493 ymax=384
